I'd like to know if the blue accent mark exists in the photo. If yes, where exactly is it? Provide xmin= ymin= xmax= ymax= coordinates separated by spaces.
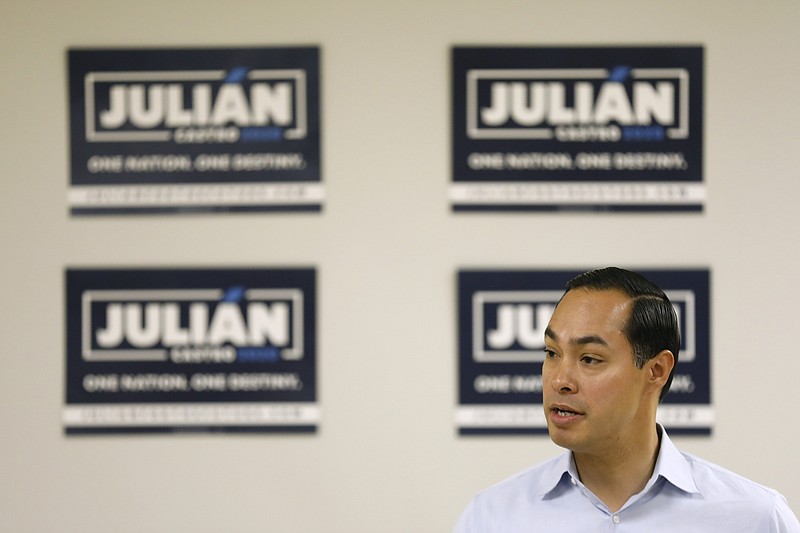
xmin=222 ymin=286 xmax=246 ymax=302
xmin=224 ymin=67 xmax=249 ymax=84
xmin=608 ymin=66 xmax=631 ymax=82
xmin=240 ymin=127 xmax=284 ymax=142
xmin=237 ymin=347 xmax=281 ymax=363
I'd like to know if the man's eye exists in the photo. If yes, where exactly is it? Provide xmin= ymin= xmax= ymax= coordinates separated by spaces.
xmin=543 ymin=349 xmax=556 ymax=359
xmin=581 ymin=355 xmax=601 ymax=365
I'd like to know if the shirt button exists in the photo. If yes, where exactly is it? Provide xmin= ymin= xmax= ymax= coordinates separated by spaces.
xmin=612 ymin=515 xmax=620 ymax=524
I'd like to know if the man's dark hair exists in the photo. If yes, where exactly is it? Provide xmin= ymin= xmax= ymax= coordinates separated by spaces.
xmin=563 ymin=267 xmax=680 ymax=402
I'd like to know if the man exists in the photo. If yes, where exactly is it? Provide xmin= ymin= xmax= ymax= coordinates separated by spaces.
xmin=454 ymin=267 xmax=800 ymax=532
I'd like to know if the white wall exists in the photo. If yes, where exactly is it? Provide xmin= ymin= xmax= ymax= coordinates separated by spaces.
xmin=1 ymin=1 xmax=798 ymax=531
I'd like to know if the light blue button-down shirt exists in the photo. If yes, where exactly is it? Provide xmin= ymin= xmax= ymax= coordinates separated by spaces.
xmin=454 ymin=428 xmax=800 ymax=532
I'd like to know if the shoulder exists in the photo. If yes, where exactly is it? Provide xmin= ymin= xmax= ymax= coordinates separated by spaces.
xmin=680 ymin=450 xmax=799 ymax=528
xmin=468 ymin=454 xmax=567 ymax=508
xmin=660 ymin=428 xmax=788 ymax=510
xmin=453 ymin=455 xmax=569 ymax=533
xmin=681 ymin=451 xmax=784 ymax=502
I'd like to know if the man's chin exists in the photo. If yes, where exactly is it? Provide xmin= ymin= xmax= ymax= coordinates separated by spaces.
xmin=547 ymin=424 xmax=582 ymax=451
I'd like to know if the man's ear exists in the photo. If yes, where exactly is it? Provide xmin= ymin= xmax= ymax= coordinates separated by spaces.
xmin=647 ymin=350 xmax=675 ymax=391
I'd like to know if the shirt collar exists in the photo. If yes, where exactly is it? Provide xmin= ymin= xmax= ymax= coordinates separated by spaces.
xmin=536 ymin=425 xmax=699 ymax=498
xmin=535 ymin=451 xmax=574 ymax=497
xmin=652 ymin=424 xmax=699 ymax=494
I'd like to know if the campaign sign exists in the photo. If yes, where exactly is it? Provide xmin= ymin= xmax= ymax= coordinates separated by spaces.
xmin=68 ymin=47 xmax=322 ymax=214
xmin=451 ymin=46 xmax=704 ymax=212
xmin=64 ymin=268 xmax=318 ymax=434
xmin=457 ymin=269 xmax=711 ymax=435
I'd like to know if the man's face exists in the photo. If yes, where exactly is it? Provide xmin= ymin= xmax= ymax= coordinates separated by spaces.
xmin=542 ymin=288 xmax=653 ymax=455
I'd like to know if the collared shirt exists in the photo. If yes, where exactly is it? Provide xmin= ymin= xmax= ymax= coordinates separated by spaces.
xmin=453 ymin=428 xmax=800 ymax=532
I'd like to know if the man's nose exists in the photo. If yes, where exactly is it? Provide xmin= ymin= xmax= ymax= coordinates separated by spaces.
xmin=549 ymin=360 xmax=577 ymax=394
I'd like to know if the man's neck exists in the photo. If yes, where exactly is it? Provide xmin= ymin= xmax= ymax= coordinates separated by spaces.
xmin=572 ymin=425 xmax=662 ymax=513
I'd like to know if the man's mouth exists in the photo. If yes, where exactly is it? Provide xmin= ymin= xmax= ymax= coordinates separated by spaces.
xmin=550 ymin=405 xmax=584 ymax=418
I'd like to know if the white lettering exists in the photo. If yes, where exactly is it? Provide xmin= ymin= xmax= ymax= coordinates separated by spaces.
xmin=171 ymin=346 xmax=236 ymax=364
xmin=634 ymin=82 xmax=674 ymax=125
xmin=95 ymin=302 xmax=291 ymax=349
xmin=250 ymin=83 xmax=292 ymax=125
xmin=555 ymin=126 xmax=621 ymax=142
xmin=487 ymin=304 xmax=555 ymax=350
xmin=231 ymin=153 xmax=306 ymax=170
xmin=129 ymin=85 xmax=164 ymax=128
xmin=190 ymin=373 xmax=227 ymax=391
xmin=98 ymin=82 xmax=294 ymax=130
xmin=474 ymin=374 xmax=543 ymax=393
xmin=468 ymin=152 xmax=504 ymax=170
xmin=120 ymin=373 xmax=189 ymax=392
xmin=669 ymin=374 xmax=696 ymax=393
xmin=87 ymin=155 xmax=124 ymax=173
xmin=174 ymin=127 xmax=239 ymax=143
xmin=193 ymin=154 xmax=231 ymax=171
xmin=613 ymin=152 xmax=687 ymax=170
xmin=475 ymin=375 xmax=511 ymax=393
xmin=481 ymin=80 xmax=676 ymax=127
xmin=100 ymin=85 xmax=128 ymax=129
xmin=123 ymin=155 xmax=192 ymax=172
xmin=227 ymin=373 xmax=302 ymax=391
xmin=575 ymin=152 xmax=613 ymax=169
xmin=504 ymin=152 xmax=573 ymax=169
xmin=83 ymin=374 xmax=119 ymax=392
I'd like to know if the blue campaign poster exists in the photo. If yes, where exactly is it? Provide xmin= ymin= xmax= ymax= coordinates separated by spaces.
xmin=451 ymin=46 xmax=704 ymax=212
xmin=68 ymin=47 xmax=322 ymax=214
xmin=64 ymin=267 xmax=318 ymax=434
xmin=457 ymin=268 xmax=711 ymax=435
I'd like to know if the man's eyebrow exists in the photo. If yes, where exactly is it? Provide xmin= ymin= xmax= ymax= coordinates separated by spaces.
xmin=573 ymin=335 xmax=609 ymax=347
xmin=543 ymin=328 xmax=609 ymax=347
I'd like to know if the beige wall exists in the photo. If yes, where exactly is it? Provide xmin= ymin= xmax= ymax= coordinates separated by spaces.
xmin=1 ymin=1 xmax=798 ymax=531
